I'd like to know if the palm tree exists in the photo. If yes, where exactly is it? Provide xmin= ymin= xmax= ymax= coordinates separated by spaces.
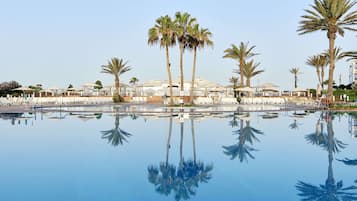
xmin=322 ymin=47 xmax=355 ymax=88
xmin=240 ymin=60 xmax=264 ymax=88
xmin=187 ymin=24 xmax=213 ymax=104
xmin=289 ymin=67 xmax=301 ymax=88
xmin=101 ymin=113 xmax=132 ymax=146
xmin=298 ymin=0 xmax=357 ymax=101
xmin=223 ymin=42 xmax=258 ymax=86
xmin=306 ymin=54 xmax=327 ymax=92
xmin=289 ymin=119 xmax=300 ymax=130
xmin=101 ymin=57 xmax=131 ymax=102
xmin=229 ymin=76 xmax=239 ymax=98
xmin=148 ymin=15 xmax=177 ymax=105
xmin=129 ymin=77 xmax=139 ymax=85
xmin=175 ymin=12 xmax=196 ymax=92
xmin=129 ymin=77 xmax=139 ymax=96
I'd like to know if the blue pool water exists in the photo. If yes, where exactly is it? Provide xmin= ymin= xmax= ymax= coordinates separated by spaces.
xmin=0 ymin=110 xmax=356 ymax=201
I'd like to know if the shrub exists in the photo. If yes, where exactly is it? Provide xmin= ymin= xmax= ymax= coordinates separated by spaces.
xmin=112 ymin=95 xmax=124 ymax=103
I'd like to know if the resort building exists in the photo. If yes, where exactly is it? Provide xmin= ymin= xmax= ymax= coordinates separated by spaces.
xmin=136 ymin=78 xmax=224 ymax=97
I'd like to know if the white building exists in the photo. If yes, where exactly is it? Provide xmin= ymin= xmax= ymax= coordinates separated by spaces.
xmin=349 ymin=61 xmax=357 ymax=84
xmin=137 ymin=78 xmax=224 ymax=97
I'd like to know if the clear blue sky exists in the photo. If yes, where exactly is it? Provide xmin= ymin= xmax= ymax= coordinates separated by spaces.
xmin=1 ymin=0 xmax=356 ymax=90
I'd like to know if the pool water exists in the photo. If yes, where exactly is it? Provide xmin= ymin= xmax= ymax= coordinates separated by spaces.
xmin=0 ymin=110 xmax=356 ymax=201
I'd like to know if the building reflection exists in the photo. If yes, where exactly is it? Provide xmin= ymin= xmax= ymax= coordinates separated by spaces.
xmin=348 ymin=113 xmax=357 ymax=138
xmin=297 ymin=112 xmax=357 ymax=200
xmin=148 ymin=116 xmax=213 ymax=201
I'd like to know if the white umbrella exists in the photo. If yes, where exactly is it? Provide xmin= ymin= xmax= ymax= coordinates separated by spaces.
xmin=293 ymin=88 xmax=307 ymax=92
xmin=235 ymin=87 xmax=254 ymax=92
xmin=12 ymin=86 xmax=35 ymax=92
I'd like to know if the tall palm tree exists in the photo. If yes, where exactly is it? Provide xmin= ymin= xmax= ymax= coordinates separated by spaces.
xmin=223 ymin=42 xmax=258 ymax=86
xmin=229 ymin=76 xmax=239 ymax=98
xmin=306 ymin=54 xmax=327 ymax=91
xmin=240 ymin=60 xmax=264 ymax=88
xmin=175 ymin=12 xmax=196 ymax=92
xmin=101 ymin=113 xmax=132 ymax=146
xmin=148 ymin=15 xmax=177 ymax=105
xmin=289 ymin=67 xmax=301 ymax=88
xmin=101 ymin=57 xmax=131 ymax=101
xmin=298 ymin=0 xmax=357 ymax=101
xmin=187 ymin=24 xmax=213 ymax=104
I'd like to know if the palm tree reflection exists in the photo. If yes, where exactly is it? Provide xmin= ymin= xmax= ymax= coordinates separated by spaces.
xmin=289 ymin=119 xmax=300 ymax=130
xmin=296 ymin=112 xmax=357 ymax=200
xmin=223 ymin=114 xmax=263 ymax=162
xmin=337 ymin=158 xmax=357 ymax=166
xmin=148 ymin=117 xmax=213 ymax=201
xmin=101 ymin=113 xmax=132 ymax=146
xmin=228 ymin=112 xmax=240 ymax=128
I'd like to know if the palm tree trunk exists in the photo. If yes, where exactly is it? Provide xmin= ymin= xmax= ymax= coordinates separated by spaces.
xmin=327 ymin=35 xmax=336 ymax=102
xmin=233 ymin=83 xmax=237 ymax=98
xmin=166 ymin=117 xmax=173 ymax=165
xmin=165 ymin=45 xmax=174 ymax=105
xmin=321 ymin=67 xmax=325 ymax=90
xmin=179 ymin=44 xmax=184 ymax=92
xmin=316 ymin=68 xmax=321 ymax=97
xmin=239 ymin=60 xmax=244 ymax=86
xmin=189 ymin=47 xmax=197 ymax=104
xmin=246 ymin=77 xmax=251 ymax=88
xmin=294 ymin=74 xmax=297 ymax=88
xmin=115 ymin=75 xmax=120 ymax=96
xmin=317 ymin=68 xmax=321 ymax=88
xmin=191 ymin=118 xmax=196 ymax=164
xmin=246 ymin=78 xmax=251 ymax=96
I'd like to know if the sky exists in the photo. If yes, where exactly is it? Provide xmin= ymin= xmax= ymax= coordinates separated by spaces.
xmin=1 ymin=0 xmax=356 ymax=90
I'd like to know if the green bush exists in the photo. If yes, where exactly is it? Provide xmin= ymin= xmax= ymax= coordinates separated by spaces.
xmin=308 ymin=89 xmax=316 ymax=97
xmin=333 ymin=89 xmax=357 ymax=102
xmin=112 ymin=95 xmax=124 ymax=103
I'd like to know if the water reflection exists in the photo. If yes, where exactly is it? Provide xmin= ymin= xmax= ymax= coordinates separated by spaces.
xmin=296 ymin=112 xmax=357 ymax=200
xmin=148 ymin=117 xmax=213 ymax=201
xmin=101 ymin=113 xmax=132 ymax=146
xmin=338 ymin=158 xmax=357 ymax=166
xmin=223 ymin=113 xmax=264 ymax=162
